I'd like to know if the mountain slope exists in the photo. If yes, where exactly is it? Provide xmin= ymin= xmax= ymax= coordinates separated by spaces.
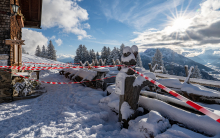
xmin=188 ymin=56 xmax=207 ymax=65
xmin=140 ymin=48 xmax=216 ymax=80
xmin=57 ymin=55 xmax=75 ymax=63
xmin=140 ymin=48 xmax=213 ymax=71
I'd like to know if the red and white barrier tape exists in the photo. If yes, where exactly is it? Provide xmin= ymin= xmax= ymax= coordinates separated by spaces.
xmin=129 ymin=67 xmax=220 ymax=123
xmin=3 ymin=69 xmax=116 ymax=84
xmin=23 ymin=62 xmax=80 ymax=66
xmin=0 ymin=64 xmax=125 ymax=71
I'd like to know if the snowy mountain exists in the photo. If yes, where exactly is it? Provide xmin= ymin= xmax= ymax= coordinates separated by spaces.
xmin=188 ymin=56 xmax=207 ymax=65
xmin=197 ymin=49 xmax=220 ymax=64
xmin=140 ymin=48 xmax=213 ymax=71
xmin=212 ymin=57 xmax=220 ymax=68
xmin=57 ymin=54 xmax=75 ymax=63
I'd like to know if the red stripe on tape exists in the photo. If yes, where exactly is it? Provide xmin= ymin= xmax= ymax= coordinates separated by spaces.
xmin=217 ymin=119 xmax=220 ymax=123
xmin=158 ymin=84 xmax=166 ymax=89
xmin=186 ymin=101 xmax=203 ymax=110
xmin=169 ymin=91 xmax=179 ymax=97
xmin=151 ymin=80 xmax=156 ymax=84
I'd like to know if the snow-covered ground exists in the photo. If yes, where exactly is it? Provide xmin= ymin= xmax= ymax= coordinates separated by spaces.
xmin=0 ymin=54 xmax=220 ymax=137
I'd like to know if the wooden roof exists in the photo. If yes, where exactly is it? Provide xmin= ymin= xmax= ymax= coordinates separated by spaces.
xmin=20 ymin=0 xmax=43 ymax=29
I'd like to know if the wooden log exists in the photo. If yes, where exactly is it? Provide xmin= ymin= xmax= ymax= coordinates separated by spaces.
xmin=120 ymin=75 xmax=153 ymax=128
xmin=148 ymin=63 xmax=153 ymax=72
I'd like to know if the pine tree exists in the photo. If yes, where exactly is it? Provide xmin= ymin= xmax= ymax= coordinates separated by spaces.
xmin=136 ymin=53 xmax=143 ymax=67
xmin=41 ymin=45 xmax=47 ymax=58
xmin=90 ymin=49 xmax=96 ymax=61
xmin=101 ymin=46 xmax=108 ymax=60
xmin=22 ymin=47 xmax=27 ymax=54
xmin=96 ymin=52 xmax=100 ymax=60
xmin=191 ymin=65 xmax=202 ymax=79
xmin=151 ymin=49 xmax=166 ymax=73
xmin=74 ymin=44 xmax=83 ymax=63
xmin=82 ymin=45 xmax=89 ymax=63
xmin=35 ymin=45 xmax=41 ymax=57
xmin=107 ymin=47 xmax=119 ymax=65
xmin=47 ymin=40 xmax=57 ymax=61
xmin=119 ymin=43 xmax=125 ymax=59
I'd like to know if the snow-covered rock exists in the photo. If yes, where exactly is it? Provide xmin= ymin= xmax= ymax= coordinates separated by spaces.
xmin=128 ymin=110 xmax=171 ymax=137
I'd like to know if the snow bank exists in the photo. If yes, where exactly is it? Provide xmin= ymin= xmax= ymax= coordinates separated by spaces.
xmin=133 ymin=72 xmax=156 ymax=87
xmin=157 ymin=78 xmax=220 ymax=98
xmin=181 ymin=83 xmax=220 ymax=97
xmin=128 ymin=110 xmax=171 ymax=137
xmin=108 ymin=66 xmax=118 ymax=71
xmin=108 ymin=71 xmax=119 ymax=75
xmin=121 ymin=102 xmax=134 ymax=120
xmin=157 ymin=124 xmax=215 ymax=138
xmin=157 ymin=78 xmax=183 ymax=89
xmin=72 ymin=69 xmax=97 ymax=81
xmin=139 ymin=96 xmax=220 ymax=136
xmin=100 ymin=92 xmax=120 ymax=113
xmin=92 ymin=67 xmax=109 ymax=73
xmin=106 ymin=84 xmax=115 ymax=94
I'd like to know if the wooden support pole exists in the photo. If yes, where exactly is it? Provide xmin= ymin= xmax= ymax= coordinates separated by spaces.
xmin=185 ymin=65 xmax=189 ymax=77
xmin=148 ymin=63 xmax=153 ymax=72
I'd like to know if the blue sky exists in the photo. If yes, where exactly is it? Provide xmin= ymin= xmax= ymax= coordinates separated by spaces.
xmin=22 ymin=0 xmax=220 ymax=57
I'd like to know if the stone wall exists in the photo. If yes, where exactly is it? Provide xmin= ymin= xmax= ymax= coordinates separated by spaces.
xmin=0 ymin=0 xmax=22 ymax=102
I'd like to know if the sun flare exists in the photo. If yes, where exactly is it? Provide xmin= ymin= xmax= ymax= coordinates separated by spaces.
xmin=172 ymin=17 xmax=191 ymax=32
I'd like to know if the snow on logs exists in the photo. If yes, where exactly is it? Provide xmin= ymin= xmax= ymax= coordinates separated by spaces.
xmin=59 ymin=67 xmax=110 ymax=88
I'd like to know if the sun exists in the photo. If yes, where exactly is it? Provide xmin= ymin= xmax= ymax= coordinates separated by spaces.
xmin=171 ymin=17 xmax=191 ymax=32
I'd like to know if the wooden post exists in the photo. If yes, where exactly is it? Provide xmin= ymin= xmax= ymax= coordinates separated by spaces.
xmin=185 ymin=65 xmax=189 ymax=77
xmin=148 ymin=63 xmax=153 ymax=72
xmin=184 ymin=66 xmax=194 ymax=84
xmin=36 ymin=71 xmax=39 ymax=80
xmin=152 ymin=64 xmax=158 ymax=72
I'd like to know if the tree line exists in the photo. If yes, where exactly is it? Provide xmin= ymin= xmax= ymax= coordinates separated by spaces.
xmin=35 ymin=40 xmax=57 ymax=61
xmin=74 ymin=44 xmax=143 ymax=67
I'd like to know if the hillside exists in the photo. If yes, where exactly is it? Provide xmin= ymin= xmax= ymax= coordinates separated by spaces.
xmin=188 ymin=56 xmax=207 ymax=65
xmin=212 ymin=57 xmax=220 ymax=69
xmin=57 ymin=55 xmax=75 ymax=63
xmin=140 ymin=48 xmax=216 ymax=80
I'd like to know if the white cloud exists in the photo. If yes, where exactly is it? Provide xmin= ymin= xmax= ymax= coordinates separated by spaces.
xmin=42 ymin=0 xmax=91 ymax=40
xmin=131 ymin=0 xmax=220 ymax=51
xmin=213 ymin=51 xmax=220 ymax=55
xmin=148 ymin=28 xmax=157 ymax=31
xmin=57 ymin=54 xmax=75 ymax=59
xmin=101 ymin=0 xmax=184 ymax=29
xmin=22 ymin=29 xmax=48 ymax=55
xmin=50 ymin=35 xmax=56 ymax=40
xmin=83 ymin=23 xmax=90 ymax=29
xmin=55 ymin=38 xmax=62 ymax=46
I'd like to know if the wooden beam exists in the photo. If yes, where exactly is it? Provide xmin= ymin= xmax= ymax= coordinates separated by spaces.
xmin=5 ymin=39 xmax=25 ymax=45
xmin=29 ymin=0 xmax=31 ymax=19
xmin=24 ymin=21 xmax=40 ymax=28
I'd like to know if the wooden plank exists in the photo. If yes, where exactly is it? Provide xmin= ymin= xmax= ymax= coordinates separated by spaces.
xmin=5 ymin=39 xmax=25 ymax=45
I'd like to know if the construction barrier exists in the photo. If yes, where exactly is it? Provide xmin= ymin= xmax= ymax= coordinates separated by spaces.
xmin=0 ymin=64 xmax=125 ymax=71
xmin=3 ymin=69 xmax=116 ymax=84
xmin=129 ymin=67 xmax=220 ymax=123
xmin=23 ymin=62 xmax=80 ymax=66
